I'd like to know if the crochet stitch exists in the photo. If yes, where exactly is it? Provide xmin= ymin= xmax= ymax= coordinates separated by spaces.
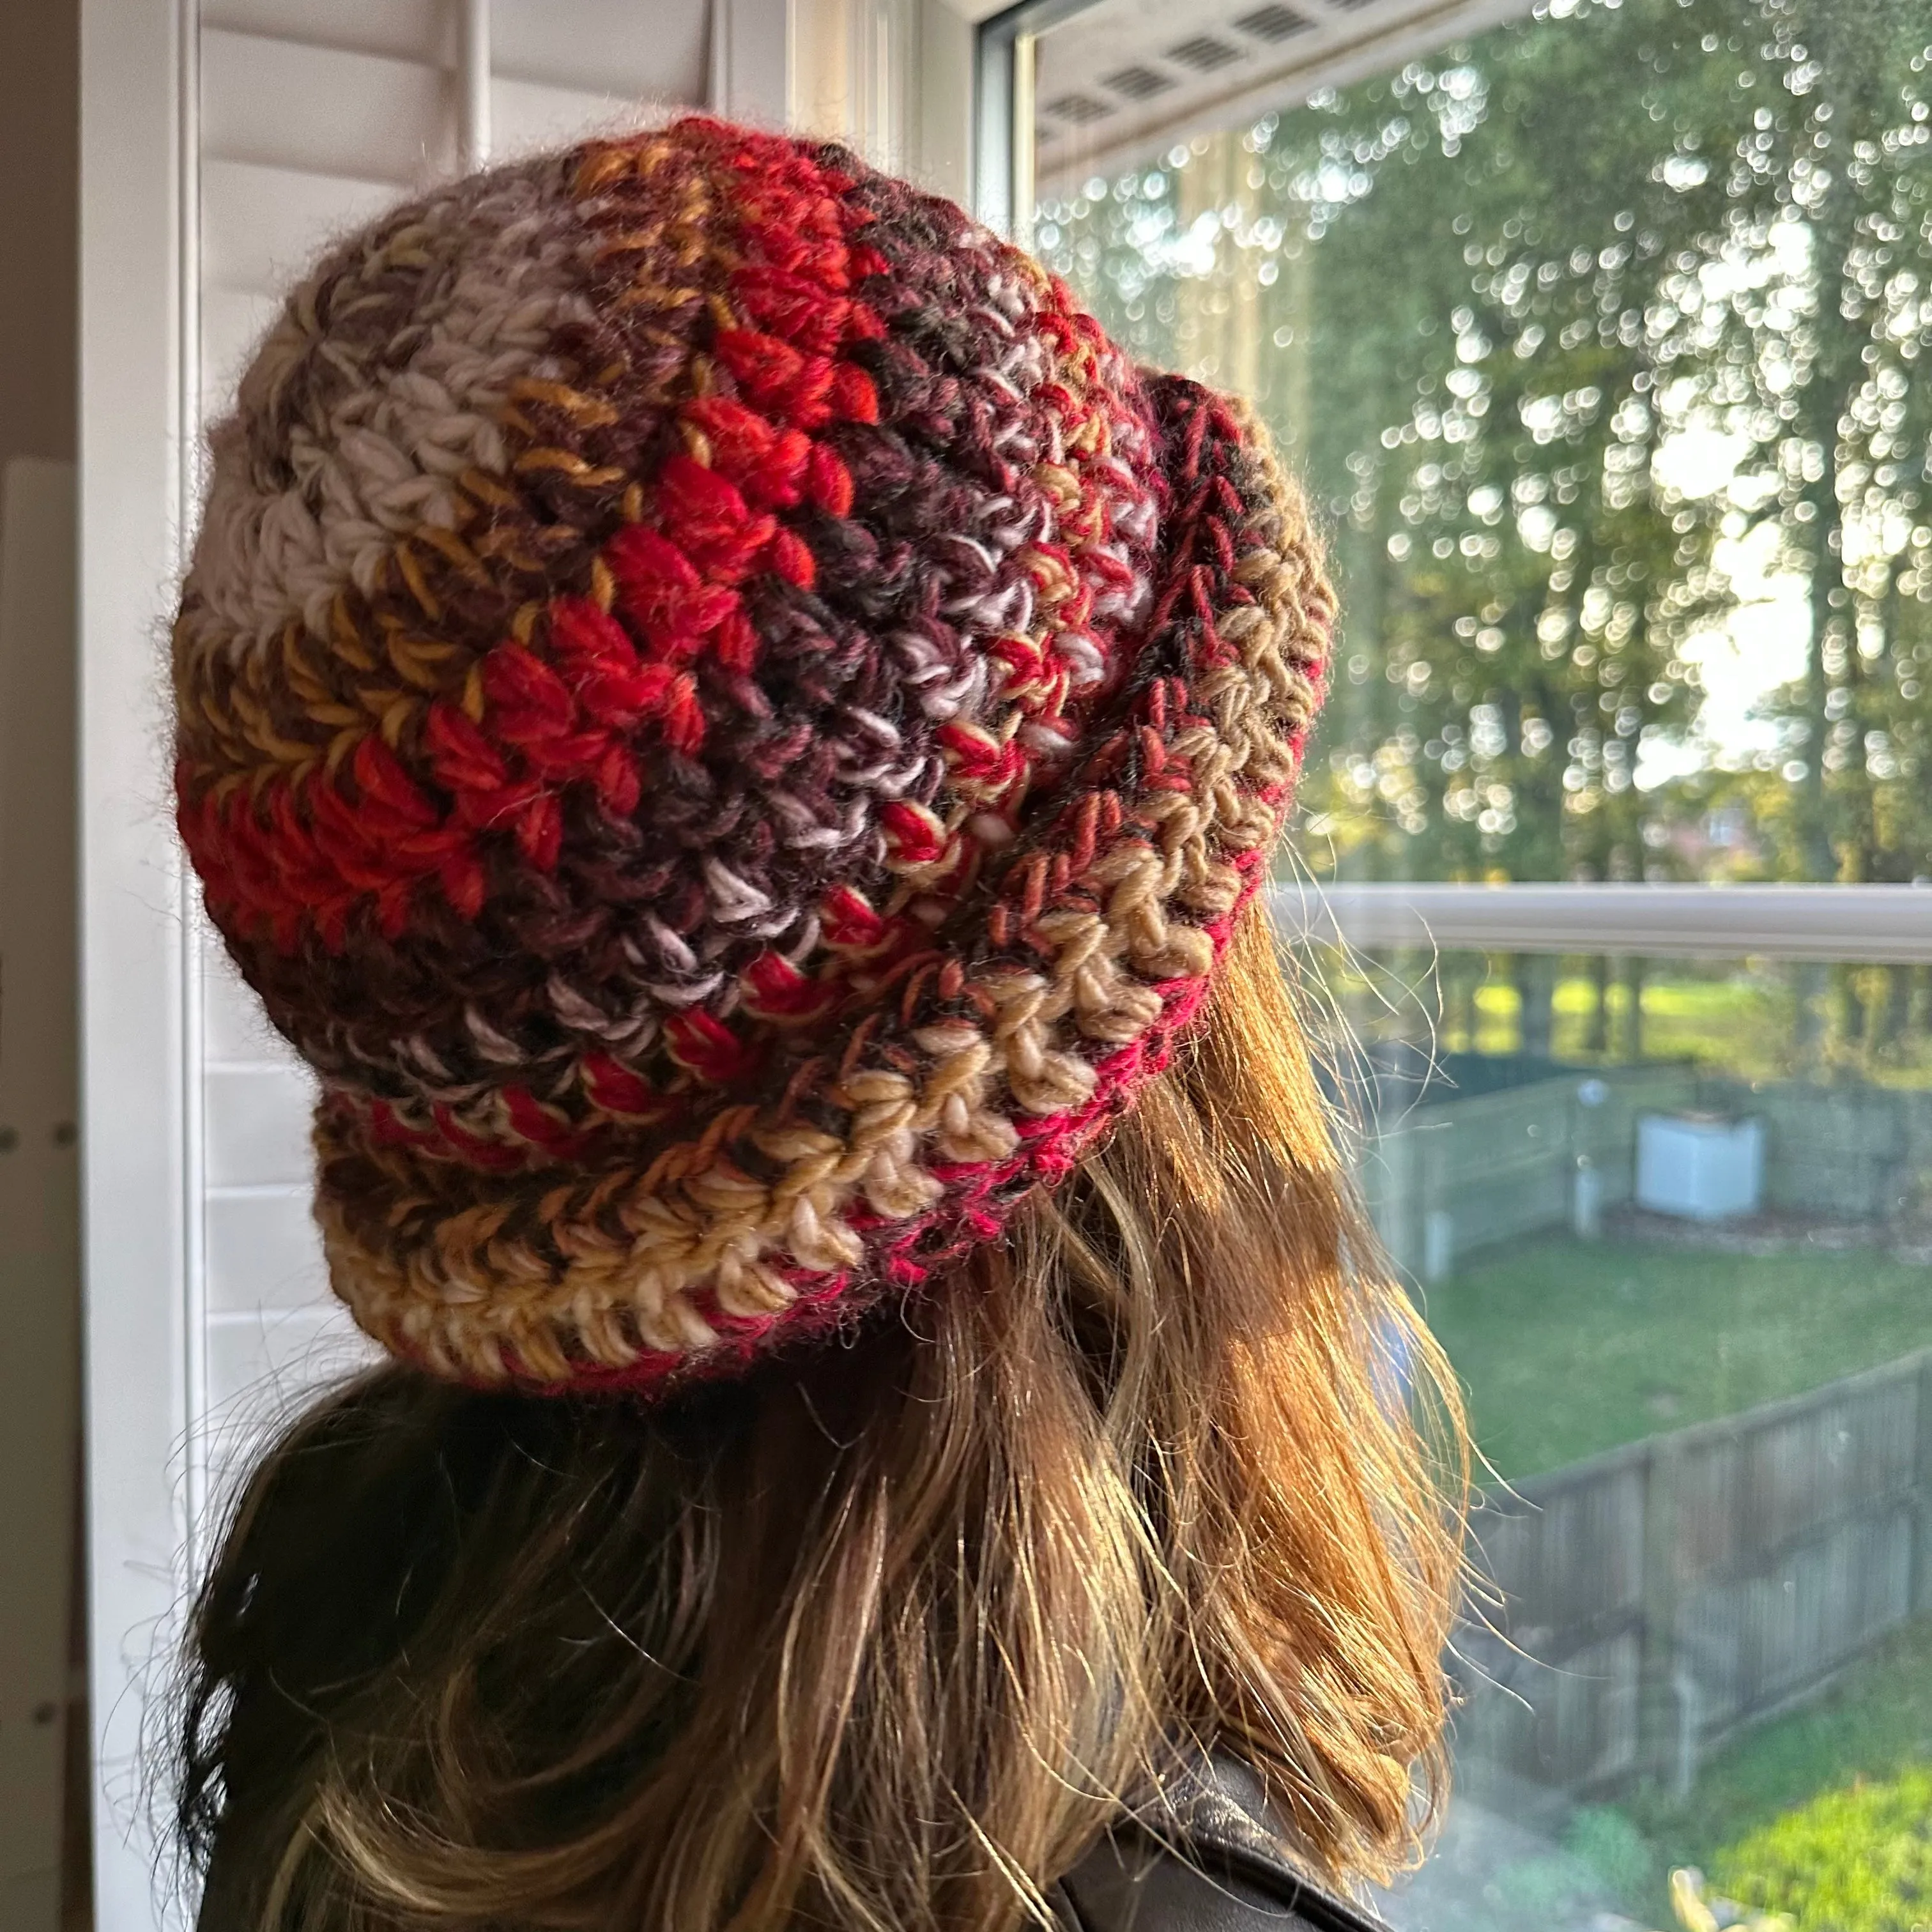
xmin=172 ymin=116 xmax=1333 ymax=1392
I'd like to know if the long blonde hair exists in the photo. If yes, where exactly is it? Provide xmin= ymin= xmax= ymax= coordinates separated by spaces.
xmin=176 ymin=905 xmax=1466 ymax=1931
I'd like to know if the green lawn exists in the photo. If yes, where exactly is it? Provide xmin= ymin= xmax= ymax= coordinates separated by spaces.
xmin=1423 ymin=1236 xmax=1932 ymax=1480
xmin=1548 ymin=974 xmax=1797 ymax=1077
xmin=1711 ymin=1768 xmax=1932 ymax=1932
xmin=1314 ymin=946 xmax=1932 ymax=1088
xmin=1608 ymin=1618 xmax=1932 ymax=1931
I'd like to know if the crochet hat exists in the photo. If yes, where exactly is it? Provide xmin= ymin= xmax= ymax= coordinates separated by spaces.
xmin=172 ymin=117 xmax=1333 ymax=1393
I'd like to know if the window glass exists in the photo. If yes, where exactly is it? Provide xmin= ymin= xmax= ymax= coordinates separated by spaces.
xmin=1029 ymin=3 xmax=1932 ymax=1926
xmin=1302 ymin=939 xmax=1932 ymax=1930
xmin=1035 ymin=0 xmax=1932 ymax=891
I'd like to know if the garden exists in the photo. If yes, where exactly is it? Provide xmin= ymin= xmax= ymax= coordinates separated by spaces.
xmin=1040 ymin=0 xmax=1932 ymax=1907
xmin=1412 ymin=1225 xmax=1932 ymax=1931
xmin=1455 ymin=1620 xmax=1932 ymax=1932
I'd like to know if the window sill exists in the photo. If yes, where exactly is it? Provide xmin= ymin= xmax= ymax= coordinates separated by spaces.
xmin=1272 ymin=882 xmax=1932 ymax=963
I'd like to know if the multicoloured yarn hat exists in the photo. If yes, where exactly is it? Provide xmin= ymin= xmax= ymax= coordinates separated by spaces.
xmin=172 ymin=117 xmax=1333 ymax=1393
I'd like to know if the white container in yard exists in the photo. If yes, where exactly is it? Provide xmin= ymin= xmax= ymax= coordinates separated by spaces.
xmin=1636 ymin=1112 xmax=1764 ymax=1222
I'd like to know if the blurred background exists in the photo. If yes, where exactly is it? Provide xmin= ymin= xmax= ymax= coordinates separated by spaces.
xmin=1018 ymin=2 xmax=1932 ymax=1923
xmin=3 ymin=0 xmax=1928 ymax=1928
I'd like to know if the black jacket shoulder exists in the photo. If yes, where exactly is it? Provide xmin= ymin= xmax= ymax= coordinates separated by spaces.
xmin=1050 ymin=1757 xmax=1390 ymax=1932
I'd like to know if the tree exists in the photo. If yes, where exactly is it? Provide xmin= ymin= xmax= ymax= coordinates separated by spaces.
xmin=1710 ymin=0 xmax=1932 ymax=885
xmin=1038 ymin=0 xmax=1932 ymax=900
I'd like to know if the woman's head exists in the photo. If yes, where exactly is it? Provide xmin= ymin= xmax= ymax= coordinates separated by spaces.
xmin=172 ymin=114 xmax=1327 ymax=1394
xmin=169 ymin=116 xmax=1463 ymax=1931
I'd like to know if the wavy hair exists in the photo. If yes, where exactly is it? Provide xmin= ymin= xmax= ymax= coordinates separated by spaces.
xmin=175 ymin=907 xmax=1466 ymax=1932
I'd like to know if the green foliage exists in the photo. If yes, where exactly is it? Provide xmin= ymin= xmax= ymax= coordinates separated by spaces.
xmin=1477 ymin=1806 xmax=1661 ymax=1927
xmin=1624 ymin=1618 xmax=1932 ymax=1882
xmin=1316 ymin=949 xmax=1932 ymax=1084
xmin=1487 ymin=1848 xmax=1611 ymax=1922
xmin=1712 ymin=1767 xmax=1932 ymax=1931
xmin=1567 ymin=1804 xmax=1662 ymax=1910
xmin=1042 ymin=0 xmax=1932 ymax=885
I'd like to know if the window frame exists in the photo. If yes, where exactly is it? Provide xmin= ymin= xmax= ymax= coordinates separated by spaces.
xmin=78 ymin=0 xmax=194 ymax=1921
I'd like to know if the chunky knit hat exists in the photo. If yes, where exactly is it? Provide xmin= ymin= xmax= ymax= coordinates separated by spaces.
xmin=172 ymin=117 xmax=1333 ymax=1393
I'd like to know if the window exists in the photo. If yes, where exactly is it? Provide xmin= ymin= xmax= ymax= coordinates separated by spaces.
xmin=983 ymin=1 xmax=1932 ymax=1924
xmin=73 ymin=3 xmax=1931 ymax=1924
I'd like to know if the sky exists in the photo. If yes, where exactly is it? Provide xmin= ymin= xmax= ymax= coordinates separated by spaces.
xmin=1639 ymin=425 xmax=1813 ymax=788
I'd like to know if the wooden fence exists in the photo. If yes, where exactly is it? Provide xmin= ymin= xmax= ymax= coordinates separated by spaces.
xmin=1360 ymin=1062 xmax=1697 ymax=1282
xmin=1362 ymin=1066 xmax=1932 ymax=1280
xmin=1701 ymin=1078 xmax=1932 ymax=1226
xmin=1452 ymin=1349 xmax=1932 ymax=1798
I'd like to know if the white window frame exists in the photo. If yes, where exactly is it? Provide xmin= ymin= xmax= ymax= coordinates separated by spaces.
xmin=972 ymin=0 xmax=1932 ymax=969
xmin=1274 ymin=882 xmax=1932 ymax=964
xmin=79 ymin=4 xmax=192 ymax=1924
